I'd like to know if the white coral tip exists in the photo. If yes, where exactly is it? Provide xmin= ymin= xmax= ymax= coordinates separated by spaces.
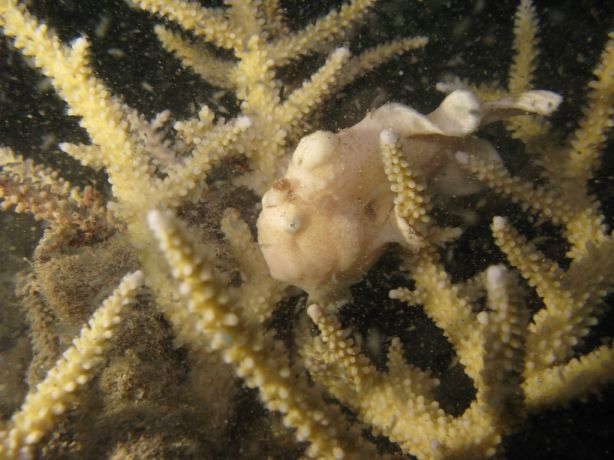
xmin=379 ymin=128 xmax=398 ymax=146
xmin=236 ymin=116 xmax=253 ymax=129
xmin=486 ymin=264 xmax=506 ymax=286
xmin=333 ymin=46 xmax=351 ymax=60
xmin=306 ymin=304 xmax=323 ymax=320
xmin=147 ymin=209 xmax=170 ymax=234
xmin=492 ymin=215 xmax=506 ymax=230
xmin=125 ymin=270 xmax=145 ymax=289
xmin=477 ymin=311 xmax=489 ymax=325
xmin=454 ymin=150 xmax=469 ymax=164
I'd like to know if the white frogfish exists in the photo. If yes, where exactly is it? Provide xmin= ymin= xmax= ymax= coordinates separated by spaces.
xmin=257 ymin=89 xmax=561 ymax=302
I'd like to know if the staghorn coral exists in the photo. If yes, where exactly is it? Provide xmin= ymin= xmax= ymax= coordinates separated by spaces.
xmin=0 ymin=0 xmax=613 ymax=459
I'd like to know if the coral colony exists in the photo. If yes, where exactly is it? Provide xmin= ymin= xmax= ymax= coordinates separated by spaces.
xmin=1 ymin=0 xmax=613 ymax=458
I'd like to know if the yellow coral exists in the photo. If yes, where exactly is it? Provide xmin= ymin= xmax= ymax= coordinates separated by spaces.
xmin=0 ymin=0 xmax=613 ymax=459
xmin=0 ymin=271 xmax=143 ymax=460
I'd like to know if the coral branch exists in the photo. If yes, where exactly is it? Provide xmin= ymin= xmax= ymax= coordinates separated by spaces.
xmin=0 ymin=271 xmax=143 ymax=460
